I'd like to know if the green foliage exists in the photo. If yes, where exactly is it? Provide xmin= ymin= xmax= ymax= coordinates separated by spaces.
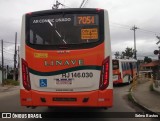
xmin=115 ymin=47 xmax=136 ymax=59
xmin=144 ymin=56 xmax=152 ymax=63
xmin=114 ymin=51 xmax=120 ymax=59
xmin=121 ymin=47 xmax=135 ymax=59
xmin=3 ymin=79 xmax=19 ymax=86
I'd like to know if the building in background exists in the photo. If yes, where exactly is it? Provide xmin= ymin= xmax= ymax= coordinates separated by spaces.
xmin=140 ymin=60 xmax=160 ymax=79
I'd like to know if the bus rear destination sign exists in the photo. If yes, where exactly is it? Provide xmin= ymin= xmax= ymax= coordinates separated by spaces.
xmin=81 ymin=28 xmax=98 ymax=40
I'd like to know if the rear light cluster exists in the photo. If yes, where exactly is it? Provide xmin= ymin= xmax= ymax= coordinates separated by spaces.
xmin=22 ymin=59 xmax=31 ymax=91
xmin=99 ymin=56 xmax=110 ymax=90
xmin=96 ymin=8 xmax=102 ymax=12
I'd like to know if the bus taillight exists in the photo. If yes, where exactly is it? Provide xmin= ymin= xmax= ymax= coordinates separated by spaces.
xmin=96 ymin=8 xmax=102 ymax=12
xmin=27 ymin=12 xmax=32 ymax=15
xmin=99 ymin=56 xmax=110 ymax=90
xmin=22 ymin=59 xmax=31 ymax=91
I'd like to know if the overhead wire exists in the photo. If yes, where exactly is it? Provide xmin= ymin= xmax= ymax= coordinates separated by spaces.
xmin=110 ymin=22 xmax=160 ymax=35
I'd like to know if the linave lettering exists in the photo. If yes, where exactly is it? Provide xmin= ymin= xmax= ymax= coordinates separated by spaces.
xmin=44 ymin=60 xmax=84 ymax=66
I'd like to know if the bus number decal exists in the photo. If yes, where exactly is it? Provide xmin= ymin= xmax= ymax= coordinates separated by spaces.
xmin=78 ymin=16 xmax=95 ymax=25
xmin=62 ymin=72 xmax=93 ymax=78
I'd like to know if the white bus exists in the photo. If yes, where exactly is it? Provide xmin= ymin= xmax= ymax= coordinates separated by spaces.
xmin=113 ymin=59 xmax=137 ymax=84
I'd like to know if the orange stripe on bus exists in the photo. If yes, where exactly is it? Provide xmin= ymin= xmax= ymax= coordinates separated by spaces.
xmin=25 ymin=43 xmax=104 ymax=72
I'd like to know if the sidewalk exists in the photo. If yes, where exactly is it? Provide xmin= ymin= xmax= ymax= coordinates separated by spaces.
xmin=0 ymin=85 xmax=14 ymax=92
xmin=131 ymin=79 xmax=160 ymax=114
xmin=0 ymin=85 xmax=19 ymax=98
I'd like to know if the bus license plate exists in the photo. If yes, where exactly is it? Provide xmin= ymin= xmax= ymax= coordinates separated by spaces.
xmin=56 ymin=80 xmax=72 ymax=85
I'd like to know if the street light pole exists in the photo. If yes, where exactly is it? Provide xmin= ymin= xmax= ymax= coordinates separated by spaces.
xmin=13 ymin=32 xmax=17 ymax=80
xmin=131 ymin=25 xmax=138 ymax=60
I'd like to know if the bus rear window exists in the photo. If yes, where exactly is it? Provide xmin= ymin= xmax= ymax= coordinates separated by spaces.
xmin=28 ymin=14 xmax=99 ymax=45
xmin=113 ymin=60 xmax=119 ymax=70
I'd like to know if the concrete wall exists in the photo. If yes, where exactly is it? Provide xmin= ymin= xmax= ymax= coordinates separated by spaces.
xmin=153 ymin=80 xmax=160 ymax=93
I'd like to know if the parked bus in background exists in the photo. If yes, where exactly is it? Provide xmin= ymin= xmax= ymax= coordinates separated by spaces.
xmin=20 ymin=8 xmax=113 ymax=108
xmin=112 ymin=59 xmax=137 ymax=84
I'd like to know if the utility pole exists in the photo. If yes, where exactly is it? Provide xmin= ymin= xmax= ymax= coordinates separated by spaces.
xmin=155 ymin=36 xmax=160 ymax=60
xmin=17 ymin=46 xmax=19 ymax=68
xmin=17 ymin=46 xmax=20 ymax=81
xmin=131 ymin=25 xmax=139 ymax=60
xmin=13 ymin=32 xmax=17 ymax=80
xmin=1 ymin=40 xmax=4 ymax=86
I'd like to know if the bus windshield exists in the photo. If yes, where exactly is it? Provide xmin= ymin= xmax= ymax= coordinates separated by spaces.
xmin=29 ymin=14 xmax=99 ymax=45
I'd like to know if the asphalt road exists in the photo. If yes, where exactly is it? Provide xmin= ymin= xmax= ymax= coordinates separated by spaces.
xmin=0 ymin=84 xmax=159 ymax=121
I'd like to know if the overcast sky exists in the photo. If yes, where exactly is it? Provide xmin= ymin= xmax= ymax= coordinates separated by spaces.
xmin=0 ymin=0 xmax=160 ymax=66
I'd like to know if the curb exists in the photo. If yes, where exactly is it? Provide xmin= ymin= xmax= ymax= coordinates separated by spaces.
xmin=152 ymin=83 xmax=160 ymax=95
xmin=129 ymin=86 xmax=160 ymax=116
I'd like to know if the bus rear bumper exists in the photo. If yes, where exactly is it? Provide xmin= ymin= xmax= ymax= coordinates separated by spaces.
xmin=20 ymin=89 xmax=113 ymax=108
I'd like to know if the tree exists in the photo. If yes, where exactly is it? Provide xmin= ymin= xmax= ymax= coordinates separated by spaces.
xmin=114 ymin=51 xmax=120 ymax=59
xmin=144 ymin=56 xmax=152 ymax=63
xmin=121 ymin=47 xmax=135 ymax=59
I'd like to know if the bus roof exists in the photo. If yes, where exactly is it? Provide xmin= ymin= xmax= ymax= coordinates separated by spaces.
xmin=113 ymin=59 xmax=137 ymax=62
xmin=26 ymin=8 xmax=105 ymax=15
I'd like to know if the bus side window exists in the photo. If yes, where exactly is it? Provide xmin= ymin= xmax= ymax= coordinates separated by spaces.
xmin=135 ymin=62 xmax=137 ymax=69
xmin=133 ymin=62 xmax=135 ymax=69
xmin=134 ymin=62 xmax=136 ymax=69
xmin=124 ymin=63 xmax=127 ymax=70
xmin=124 ymin=62 xmax=127 ymax=71
xmin=122 ymin=62 xmax=124 ymax=71
xmin=125 ymin=62 xmax=128 ymax=70
xmin=122 ymin=62 xmax=125 ymax=71
xmin=129 ymin=62 xmax=132 ymax=70
xmin=127 ymin=63 xmax=130 ymax=70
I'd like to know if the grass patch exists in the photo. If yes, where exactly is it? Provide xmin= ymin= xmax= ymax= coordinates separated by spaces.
xmin=3 ymin=79 xmax=19 ymax=86
xmin=150 ymin=84 xmax=154 ymax=91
